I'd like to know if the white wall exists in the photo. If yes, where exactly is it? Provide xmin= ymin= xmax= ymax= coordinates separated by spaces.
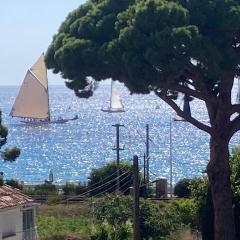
xmin=0 ymin=207 xmax=22 ymax=240
xmin=0 ymin=205 xmax=37 ymax=240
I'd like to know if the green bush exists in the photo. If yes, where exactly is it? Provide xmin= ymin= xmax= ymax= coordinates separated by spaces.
xmin=63 ymin=182 xmax=76 ymax=196
xmin=90 ymin=223 xmax=132 ymax=240
xmin=38 ymin=215 xmax=91 ymax=240
xmin=34 ymin=183 xmax=57 ymax=195
xmin=88 ymin=162 xmax=133 ymax=196
xmin=93 ymin=195 xmax=197 ymax=240
xmin=94 ymin=195 xmax=132 ymax=225
xmin=5 ymin=179 xmax=23 ymax=190
xmin=174 ymin=178 xmax=191 ymax=197
xmin=76 ymin=182 xmax=88 ymax=195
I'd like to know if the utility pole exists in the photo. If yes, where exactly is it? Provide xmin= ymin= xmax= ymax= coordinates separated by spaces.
xmin=112 ymin=124 xmax=124 ymax=193
xmin=133 ymin=155 xmax=141 ymax=240
xmin=169 ymin=116 xmax=173 ymax=198
xmin=143 ymin=153 xmax=147 ymax=199
xmin=145 ymin=124 xmax=150 ymax=196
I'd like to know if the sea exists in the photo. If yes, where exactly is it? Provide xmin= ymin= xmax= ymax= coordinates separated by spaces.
xmin=0 ymin=82 xmax=239 ymax=185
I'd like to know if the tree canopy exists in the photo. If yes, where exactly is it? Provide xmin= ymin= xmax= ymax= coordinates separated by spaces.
xmin=46 ymin=1 xmax=240 ymax=238
xmin=46 ymin=0 xmax=239 ymax=105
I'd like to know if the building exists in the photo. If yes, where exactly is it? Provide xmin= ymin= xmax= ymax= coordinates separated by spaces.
xmin=0 ymin=185 xmax=38 ymax=240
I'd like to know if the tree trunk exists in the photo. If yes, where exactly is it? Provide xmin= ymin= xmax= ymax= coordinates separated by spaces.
xmin=207 ymin=135 xmax=236 ymax=240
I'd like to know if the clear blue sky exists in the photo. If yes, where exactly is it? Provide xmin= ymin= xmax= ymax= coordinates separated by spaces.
xmin=0 ymin=0 xmax=86 ymax=86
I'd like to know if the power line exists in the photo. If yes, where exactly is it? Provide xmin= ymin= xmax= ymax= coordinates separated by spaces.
xmin=86 ymin=164 xmax=130 ymax=189
xmin=67 ymin=171 xmax=131 ymax=200
xmin=89 ymin=173 xmax=132 ymax=198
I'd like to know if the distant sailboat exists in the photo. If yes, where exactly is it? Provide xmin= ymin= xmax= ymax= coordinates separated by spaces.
xmin=10 ymin=53 xmax=78 ymax=124
xmin=101 ymin=81 xmax=125 ymax=113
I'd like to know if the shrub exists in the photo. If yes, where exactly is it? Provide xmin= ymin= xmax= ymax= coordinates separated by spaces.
xmin=5 ymin=179 xmax=23 ymax=190
xmin=63 ymin=182 xmax=76 ymax=196
xmin=34 ymin=183 xmax=57 ymax=195
xmin=93 ymin=195 xmax=197 ymax=240
xmin=174 ymin=178 xmax=191 ymax=197
xmin=90 ymin=223 xmax=132 ymax=240
xmin=88 ymin=162 xmax=133 ymax=196
xmin=94 ymin=195 xmax=132 ymax=225
xmin=76 ymin=182 xmax=88 ymax=195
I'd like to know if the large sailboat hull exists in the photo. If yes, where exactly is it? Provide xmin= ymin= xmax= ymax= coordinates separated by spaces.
xmin=20 ymin=116 xmax=78 ymax=125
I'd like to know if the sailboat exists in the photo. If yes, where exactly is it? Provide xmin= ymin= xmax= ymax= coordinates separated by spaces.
xmin=10 ymin=53 xmax=78 ymax=124
xmin=236 ymin=78 xmax=240 ymax=104
xmin=101 ymin=81 xmax=125 ymax=113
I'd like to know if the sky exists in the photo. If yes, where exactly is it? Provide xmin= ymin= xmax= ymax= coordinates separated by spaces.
xmin=0 ymin=0 xmax=86 ymax=86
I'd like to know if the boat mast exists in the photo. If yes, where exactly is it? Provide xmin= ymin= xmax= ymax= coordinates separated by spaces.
xmin=110 ymin=80 xmax=113 ymax=109
xmin=44 ymin=53 xmax=51 ymax=122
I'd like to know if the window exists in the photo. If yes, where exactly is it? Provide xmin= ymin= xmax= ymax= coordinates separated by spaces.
xmin=23 ymin=209 xmax=35 ymax=240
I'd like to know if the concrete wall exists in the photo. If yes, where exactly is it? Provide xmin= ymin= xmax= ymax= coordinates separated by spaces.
xmin=0 ymin=207 xmax=22 ymax=240
xmin=0 ymin=205 xmax=37 ymax=240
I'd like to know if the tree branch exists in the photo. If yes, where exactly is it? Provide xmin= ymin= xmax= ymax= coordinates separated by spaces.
xmin=155 ymin=89 xmax=213 ymax=134
xmin=229 ymin=114 xmax=240 ymax=136
xmin=167 ymin=83 xmax=215 ymax=103
xmin=230 ymin=104 xmax=240 ymax=115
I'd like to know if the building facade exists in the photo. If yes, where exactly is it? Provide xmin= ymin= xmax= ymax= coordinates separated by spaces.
xmin=0 ymin=185 xmax=38 ymax=240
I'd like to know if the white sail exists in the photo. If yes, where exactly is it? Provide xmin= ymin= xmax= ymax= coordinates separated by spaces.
xmin=10 ymin=54 xmax=50 ymax=120
xmin=110 ymin=81 xmax=124 ymax=110
xmin=236 ymin=78 xmax=240 ymax=104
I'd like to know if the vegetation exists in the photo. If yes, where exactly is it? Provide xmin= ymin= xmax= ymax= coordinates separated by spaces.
xmin=174 ymin=178 xmax=191 ymax=197
xmin=93 ymin=195 xmax=198 ymax=239
xmin=88 ymin=161 xmax=133 ymax=196
xmin=46 ymin=0 xmax=240 ymax=238
xmin=38 ymin=203 xmax=91 ymax=240
xmin=0 ymin=111 xmax=20 ymax=165
xmin=38 ymin=196 xmax=198 ymax=240
xmin=5 ymin=179 xmax=23 ymax=190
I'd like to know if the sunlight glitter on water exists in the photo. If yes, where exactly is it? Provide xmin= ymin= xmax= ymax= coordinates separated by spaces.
xmin=0 ymin=82 xmax=239 ymax=184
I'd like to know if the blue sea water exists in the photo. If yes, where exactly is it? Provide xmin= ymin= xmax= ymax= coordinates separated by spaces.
xmin=0 ymin=82 xmax=239 ymax=184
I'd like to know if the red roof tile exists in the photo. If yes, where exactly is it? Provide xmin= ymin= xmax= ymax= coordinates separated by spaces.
xmin=0 ymin=184 xmax=33 ymax=209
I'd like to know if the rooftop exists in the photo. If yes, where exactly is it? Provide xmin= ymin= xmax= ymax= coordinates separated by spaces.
xmin=0 ymin=184 xmax=33 ymax=209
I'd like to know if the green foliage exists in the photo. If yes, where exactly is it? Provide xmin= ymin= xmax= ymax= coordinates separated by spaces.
xmin=5 ymin=179 xmax=23 ymax=190
xmin=230 ymin=146 xmax=240 ymax=239
xmin=231 ymin=146 xmax=240 ymax=197
xmin=34 ymin=183 xmax=57 ymax=195
xmin=91 ymin=224 xmax=108 ymax=240
xmin=90 ymin=223 xmax=132 ymax=240
xmin=62 ymin=181 xmax=88 ymax=196
xmin=189 ymin=177 xmax=208 ymax=209
xmin=0 ymin=111 xmax=20 ymax=162
xmin=1 ymin=147 xmax=20 ymax=162
xmin=0 ymin=178 xmax=3 ymax=186
xmin=88 ymin=161 xmax=133 ymax=196
xmin=46 ymin=0 xmax=240 ymax=96
xmin=174 ymin=178 xmax=191 ymax=197
xmin=76 ymin=182 xmax=88 ymax=195
xmin=46 ymin=193 xmax=61 ymax=205
xmin=63 ymin=182 xmax=76 ymax=196
xmin=140 ymin=199 xmax=198 ymax=239
xmin=93 ymin=195 xmax=198 ymax=239
xmin=38 ymin=216 xmax=91 ymax=240
xmin=94 ymin=195 xmax=132 ymax=225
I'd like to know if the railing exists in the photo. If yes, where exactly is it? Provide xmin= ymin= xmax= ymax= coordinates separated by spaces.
xmin=22 ymin=229 xmax=38 ymax=240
